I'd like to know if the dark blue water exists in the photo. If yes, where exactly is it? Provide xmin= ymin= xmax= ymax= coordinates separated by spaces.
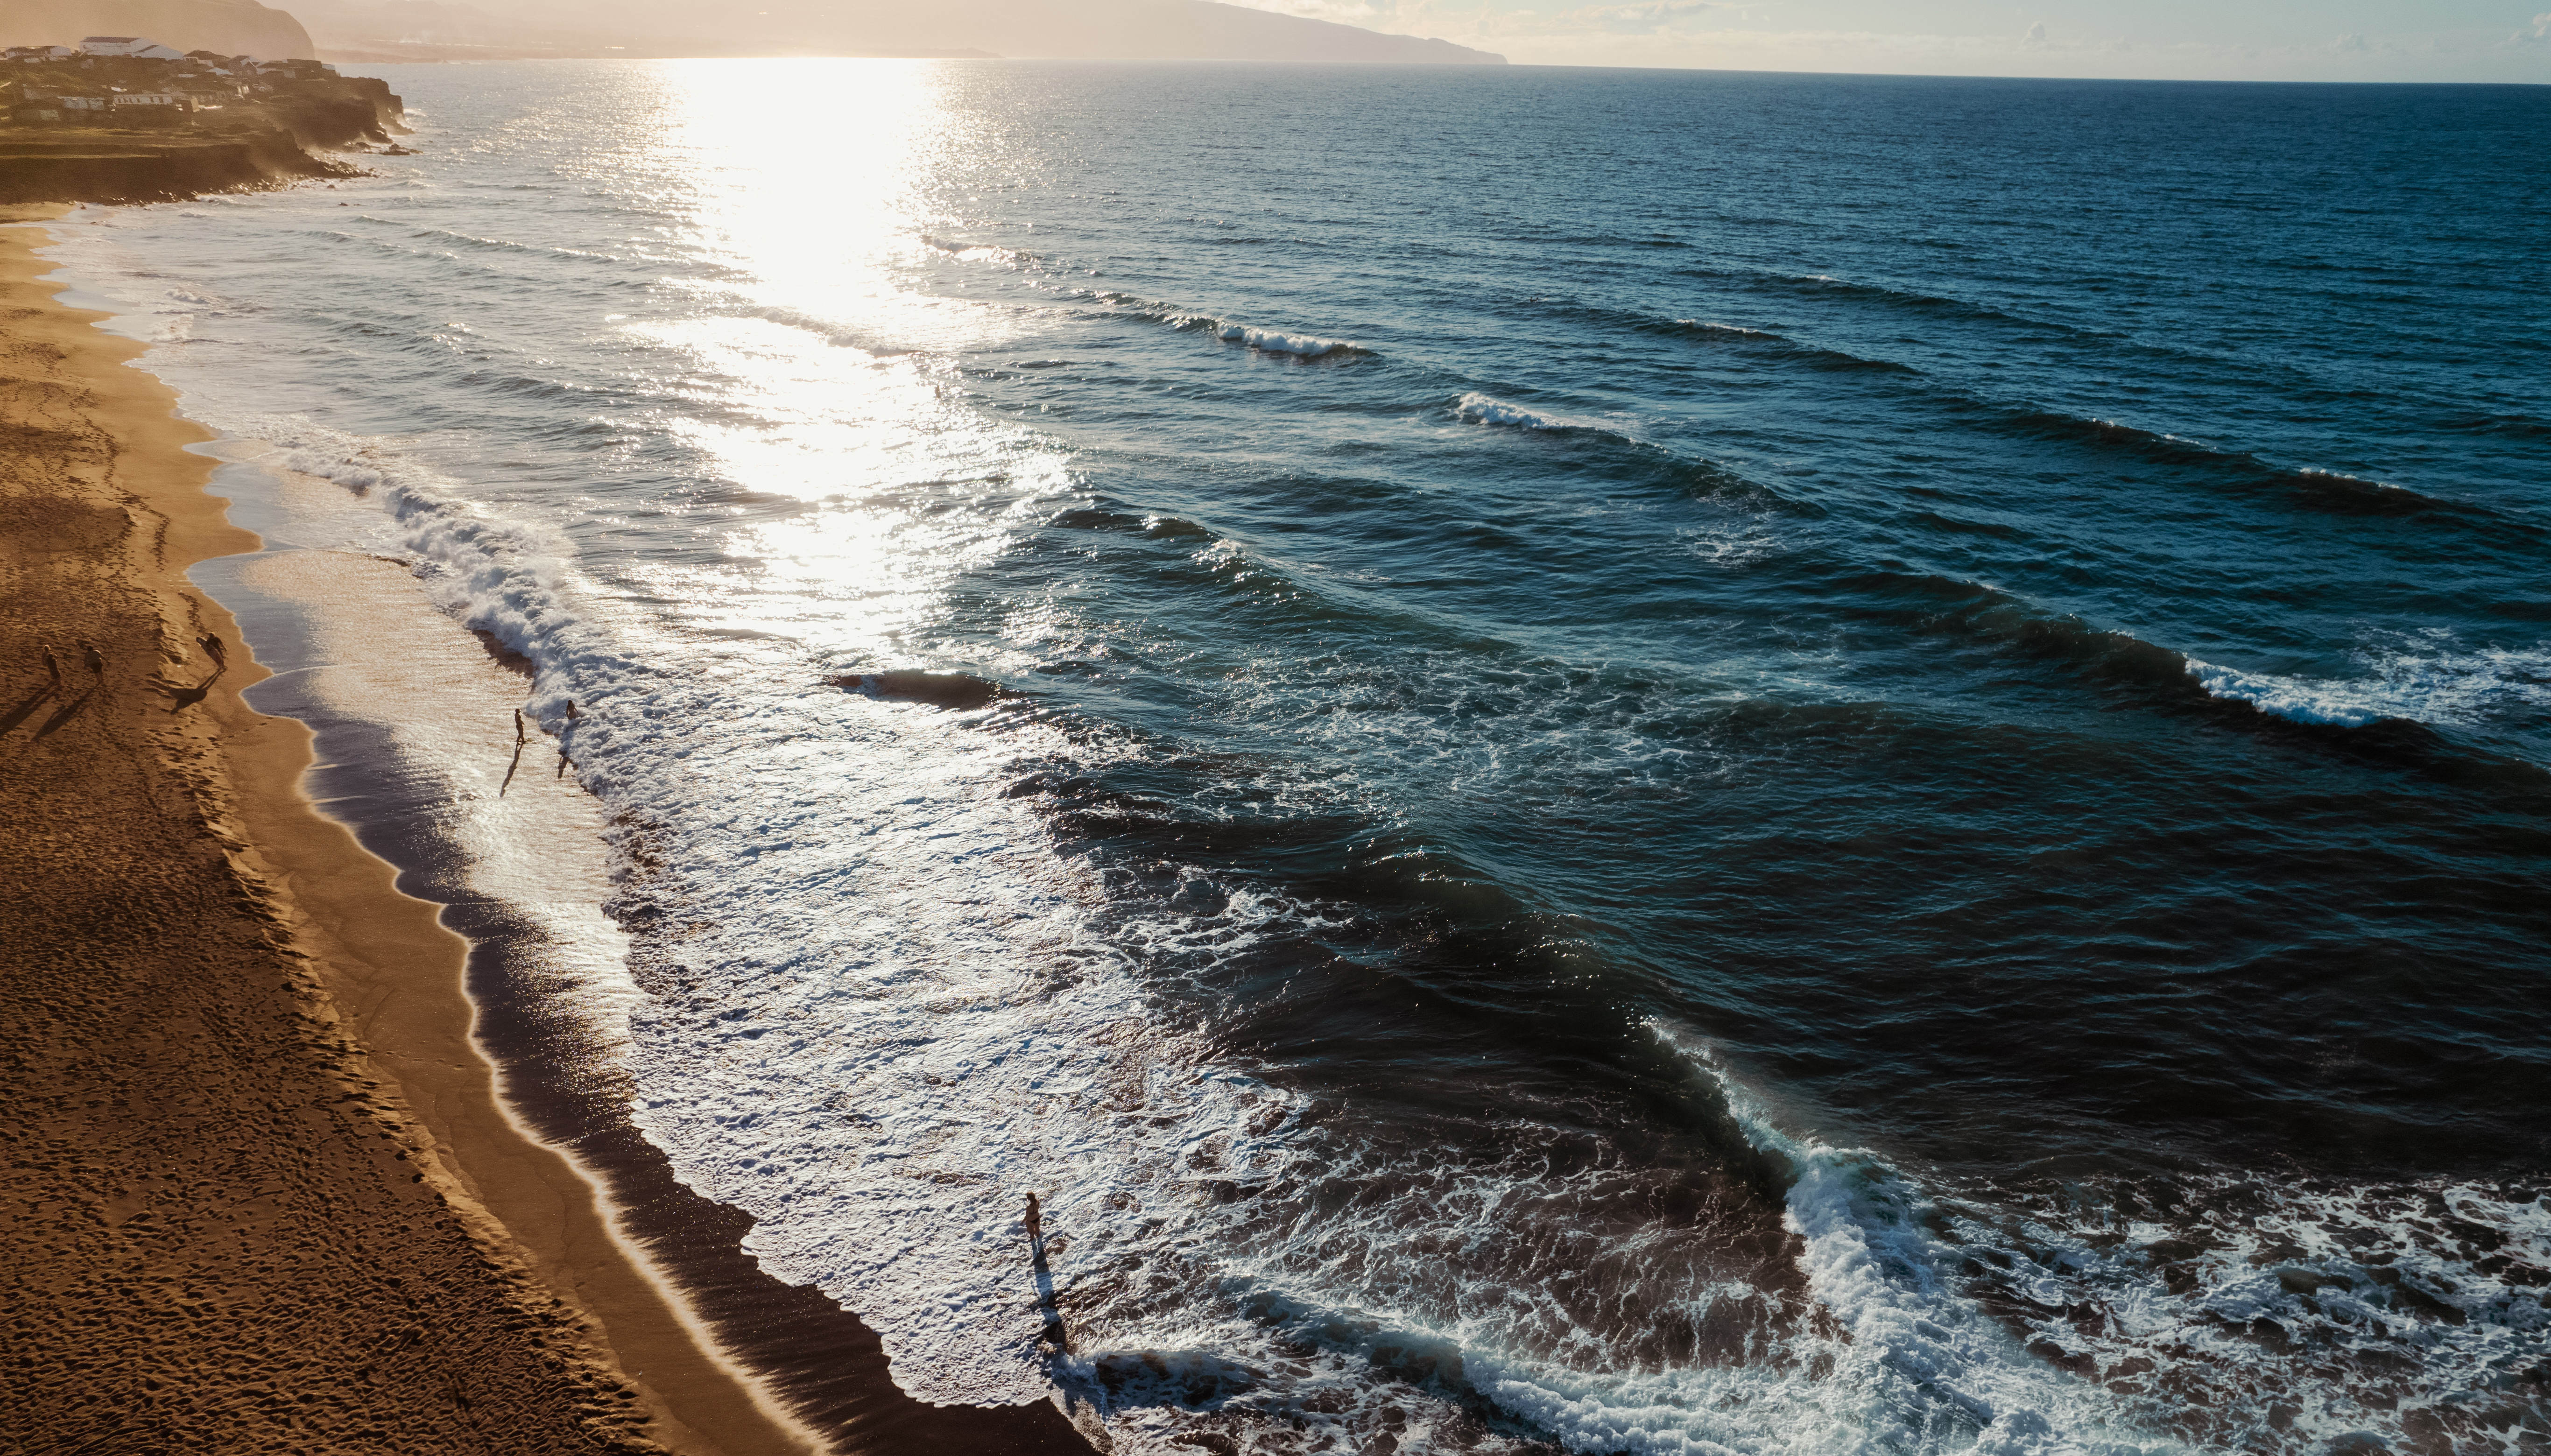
xmin=931 ymin=68 xmax=2551 ymax=1166
xmin=70 ymin=62 xmax=2551 ymax=1456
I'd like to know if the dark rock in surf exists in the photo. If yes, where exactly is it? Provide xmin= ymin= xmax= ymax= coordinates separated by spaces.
xmin=827 ymin=670 xmax=1004 ymax=711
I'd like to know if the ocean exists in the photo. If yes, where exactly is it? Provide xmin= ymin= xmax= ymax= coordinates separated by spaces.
xmin=44 ymin=59 xmax=2551 ymax=1455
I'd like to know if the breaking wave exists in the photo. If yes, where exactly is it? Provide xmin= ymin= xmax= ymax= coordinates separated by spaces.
xmin=1073 ymin=290 xmax=1369 ymax=358
xmin=1658 ymin=1026 xmax=2551 ymax=1456
xmin=1455 ymin=392 xmax=1570 ymax=430
xmin=2191 ymin=638 xmax=2551 ymax=731
xmin=1190 ymin=317 xmax=1365 ymax=358
xmin=1933 ymin=1173 xmax=2551 ymax=1455
xmin=2188 ymin=659 xmax=2395 ymax=729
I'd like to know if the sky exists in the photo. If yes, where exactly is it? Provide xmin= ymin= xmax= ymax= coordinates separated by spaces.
xmin=1227 ymin=0 xmax=2551 ymax=81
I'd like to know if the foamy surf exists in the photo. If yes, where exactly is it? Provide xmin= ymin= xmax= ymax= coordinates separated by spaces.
xmin=1208 ymin=319 xmax=1361 ymax=357
xmin=240 ymin=410 xmax=2542 ymax=1454
xmin=1639 ymin=1026 xmax=2551 ymax=1456
xmin=1930 ymin=1173 xmax=2551 ymax=1455
xmin=168 ymin=418 xmax=1283 ymax=1423
xmin=2189 ymin=637 xmax=2551 ymax=731
xmin=2187 ymin=659 xmax=2395 ymax=728
xmin=1457 ymin=392 xmax=1560 ymax=429
xmin=1139 ymin=304 xmax=1366 ymax=358
xmin=1644 ymin=1025 xmax=2183 ymax=1456
xmin=1454 ymin=391 xmax=1637 ymax=437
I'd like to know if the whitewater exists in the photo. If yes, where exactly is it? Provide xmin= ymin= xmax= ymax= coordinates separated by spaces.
xmin=39 ymin=59 xmax=2551 ymax=1456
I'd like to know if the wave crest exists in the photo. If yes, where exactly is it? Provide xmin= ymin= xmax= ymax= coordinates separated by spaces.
xmin=1454 ymin=392 xmax=1561 ymax=429
xmin=2190 ymin=637 xmax=2551 ymax=731
xmin=1079 ymin=291 xmax=1369 ymax=358
xmin=2188 ymin=659 xmax=2391 ymax=728
xmin=1186 ymin=316 xmax=1363 ymax=358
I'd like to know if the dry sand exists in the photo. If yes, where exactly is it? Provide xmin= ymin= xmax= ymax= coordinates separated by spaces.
xmin=0 ymin=204 xmax=819 ymax=1456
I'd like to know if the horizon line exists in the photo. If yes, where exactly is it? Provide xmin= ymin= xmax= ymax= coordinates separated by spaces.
xmin=317 ymin=52 xmax=2550 ymax=87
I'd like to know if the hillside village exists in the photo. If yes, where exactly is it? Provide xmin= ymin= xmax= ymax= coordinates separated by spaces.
xmin=4 ymin=37 xmax=351 ymax=127
xmin=0 ymin=35 xmax=405 ymax=204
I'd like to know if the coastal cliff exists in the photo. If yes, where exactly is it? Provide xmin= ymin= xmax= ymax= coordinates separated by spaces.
xmin=0 ymin=132 xmax=345 ymax=205
xmin=0 ymin=74 xmax=403 ymax=206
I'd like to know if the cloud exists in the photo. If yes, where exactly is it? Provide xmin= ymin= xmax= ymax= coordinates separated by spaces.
xmin=2517 ymin=12 xmax=2551 ymax=42
xmin=2023 ymin=21 xmax=2045 ymax=43
xmin=1552 ymin=0 xmax=1726 ymax=35
xmin=1228 ymin=0 xmax=1385 ymax=22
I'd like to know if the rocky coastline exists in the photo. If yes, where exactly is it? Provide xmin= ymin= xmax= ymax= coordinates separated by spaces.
xmin=1 ymin=58 xmax=402 ymax=205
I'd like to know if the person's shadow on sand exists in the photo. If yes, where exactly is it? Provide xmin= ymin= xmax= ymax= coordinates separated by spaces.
xmin=159 ymin=665 xmax=225 ymax=715
xmin=1025 ymin=1194 xmax=1071 ymax=1355
xmin=32 ymin=687 xmax=98 ymax=738
xmin=0 ymin=687 xmax=52 ymax=736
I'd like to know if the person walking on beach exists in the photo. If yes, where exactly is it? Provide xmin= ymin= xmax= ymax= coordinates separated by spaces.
xmin=197 ymin=632 xmax=226 ymax=669
xmin=1024 ymin=1192 xmax=1043 ymax=1238
xmin=81 ymin=643 xmax=104 ymax=680
xmin=42 ymin=645 xmax=64 ymax=697
xmin=514 ymin=707 xmax=527 ymax=745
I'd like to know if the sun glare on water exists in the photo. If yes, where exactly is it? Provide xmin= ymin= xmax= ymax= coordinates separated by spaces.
xmin=610 ymin=60 xmax=1066 ymax=659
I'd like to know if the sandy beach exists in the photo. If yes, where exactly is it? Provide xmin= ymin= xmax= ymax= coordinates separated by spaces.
xmin=0 ymin=204 xmax=819 ymax=1456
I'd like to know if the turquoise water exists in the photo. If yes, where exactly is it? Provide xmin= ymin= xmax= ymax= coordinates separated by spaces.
xmin=59 ymin=60 xmax=2551 ymax=1455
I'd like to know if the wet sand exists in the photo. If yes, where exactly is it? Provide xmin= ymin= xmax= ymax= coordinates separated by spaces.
xmin=0 ymin=203 xmax=818 ymax=1456
xmin=2 ymin=202 xmax=1099 ymax=1456
xmin=192 ymin=465 xmax=1099 ymax=1454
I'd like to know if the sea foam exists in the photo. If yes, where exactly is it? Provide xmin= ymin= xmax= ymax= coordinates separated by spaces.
xmin=2190 ymin=636 xmax=2551 ymax=730
xmin=1456 ymin=392 xmax=1558 ymax=429
xmin=1128 ymin=300 xmax=1367 ymax=358
xmin=2187 ymin=659 xmax=2392 ymax=728
xmin=1206 ymin=320 xmax=1360 ymax=357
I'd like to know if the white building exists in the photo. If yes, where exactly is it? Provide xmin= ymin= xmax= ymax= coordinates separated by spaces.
xmin=79 ymin=37 xmax=186 ymax=60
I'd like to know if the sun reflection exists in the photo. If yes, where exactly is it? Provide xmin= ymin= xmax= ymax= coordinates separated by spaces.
xmin=611 ymin=60 xmax=1069 ymax=664
xmin=661 ymin=58 xmax=1015 ymax=350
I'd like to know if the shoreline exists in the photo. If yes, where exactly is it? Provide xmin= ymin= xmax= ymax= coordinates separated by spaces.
xmin=0 ymin=204 xmax=818 ymax=1456
xmin=191 ymin=457 xmax=1099 ymax=1453
xmin=7 ymin=204 xmax=1101 ymax=1455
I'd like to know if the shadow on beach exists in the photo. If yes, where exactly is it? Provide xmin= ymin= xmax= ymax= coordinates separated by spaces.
xmin=1030 ymin=1220 xmax=1071 ymax=1357
xmin=32 ymin=687 xmax=97 ymax=738
xmin=0 ymin=688 xmax=53 ymax=736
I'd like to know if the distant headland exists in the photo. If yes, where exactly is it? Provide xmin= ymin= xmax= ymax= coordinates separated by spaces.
xmin=0 ymin=39 xmax=402 ymax=204
xmin=2 ymin=0 xmax=1507 ymax=68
